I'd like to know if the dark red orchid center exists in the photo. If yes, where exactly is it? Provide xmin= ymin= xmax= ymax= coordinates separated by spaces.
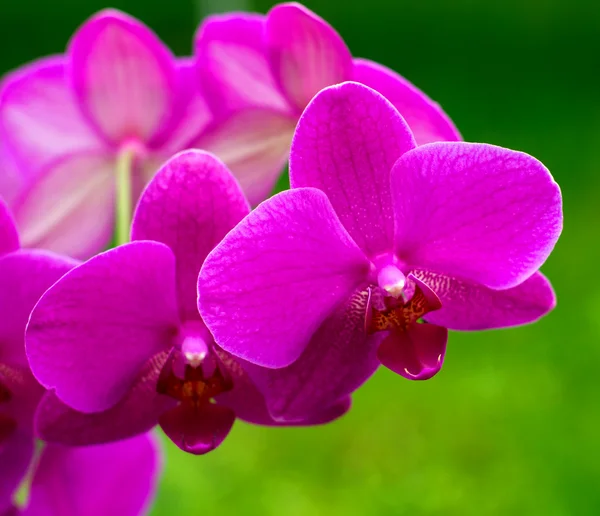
xmin=367 ymin=283 xmax=437 ymax=335
xmin=157 ymin=357 xmax=233 ymax=409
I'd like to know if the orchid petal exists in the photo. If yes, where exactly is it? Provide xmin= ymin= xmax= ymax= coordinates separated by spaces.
xmin=0 ymin=199 xmax=18 ymax=255
xmin=195 ymin=13 xmax=291 ymax=115
xmin=377 ymin=323 xmax=447 ymax=380
xmin=0 ymin=142 xmax=27 ymax=208
xmin=24 ymin=433 xmax=161 ymax=516
xmin=0 ymin=431 xmax=33 ymax=514
xmin=199 ymin=188 xmax=370 ymax=368
xmin=0 ymin=250 xmax=77 ymax=368
xmin=391 ymin=142 xmax=563 ymax=289
xmin=414 ymin=270 xmax=556 ymax=330
xmin=353 ymin=58 xmax=461 ymax=145
xmin=159 ymin=402 xmax=235 ymax=455
xmin=193 ymin=109 xmax=295 ymax=206
xmin=152 ymin=59 xmax=213 ymax=154
xmin=34 ymin=353 xmax=173 ymax=446
xmin=11 ymin=152 xmax=115 ymax=260
xmin=245 ymin=288 xmax=381 ymax=422
xmin=265 ymin=3 xmax=353 ymax=111
xmin=0 ymin=57 xmax=104 ymax=172
xmin=69 ymin=10 xmax=177 ymax=143
xmin=26 ymin=241 xmax=179 ymax=413
xmin=290 ymin=82 xmax=415 ymax=257
xmin=133 ymin=150 xmax=249 ymax=320
xmin=34 ymin=352 xmax=176 ymax=446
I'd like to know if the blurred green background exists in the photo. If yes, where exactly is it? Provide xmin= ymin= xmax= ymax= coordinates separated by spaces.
xmin=1 ymin=0 xmax=598 ymax=514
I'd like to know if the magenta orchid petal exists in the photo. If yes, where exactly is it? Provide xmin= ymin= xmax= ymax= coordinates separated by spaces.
xmin=153 ymin=59 xmax=213 ymax=154
xmin=199 ymin=188 xmax=370 ymax=368
xmin=24 ymin=433 xmax=162 ymax=516
xmin=34 ymin=352 xmax=172 ymax=446
xmin=193 ymin=109 xmax=295 ymax=206
xmin=26 ymin=241 xmax=179 ymax=413
xmin=0 ymin=249 xmax=78 ymax=367
xmin=265 ymin=3 xmax=353 ymax=111
xmin=304 ymin=396 xmax=352 ymax=425
xmin=0 ymin=200 xmax=19 ymax=255
xmin=69 ymin=10 xmax=177 ymax=144
xmin=132 ymin=150 xmax=250 ymax=320
xmin=391 ymin=142 xmax=563 ymax=289
xmin=0 ymin=56 xmax=104 ymax=172
xmin=11 ymin=152 xmax=115 ymax=260
xmin=0 ymin=431 xmax=33 ymax=514
xmin=414 ymin=270 xmax=556 ymax=330
xmin=290 ymin=82 xmax=416 ymax=257
xmin=353 ymin=58 xmax=461 ymax=145
xmin=245 ymin=288 xmax=381 ymax=422
xmin=159 ymin=402 xmax=235 ymax=455
xmin=377 ymin=323 xmax=448 ymax=381
xmin=195 ymin=13 xmax=291 ymax=115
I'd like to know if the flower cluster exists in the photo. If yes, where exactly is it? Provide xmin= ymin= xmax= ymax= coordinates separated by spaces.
xmin=0 ymin=2 xmax=562 ymax=513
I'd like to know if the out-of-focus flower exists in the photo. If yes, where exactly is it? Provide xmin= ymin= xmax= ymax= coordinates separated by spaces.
xmin=0 ymin=10 xmax=212 ymax=258
xmin=2 ymin=434 xmax=162 ymax=516
xmin=0 ymin=201 xmax=161 ymax=515
xmin=0 ymin=199 xmax=76 ymax=510
xmin=194 ymin=1 xmax=461 ymax=202
xmin=197 ymin=82 xmax=562 ymax=421
xmin=26 ymin=151 xmax=348 ymax=455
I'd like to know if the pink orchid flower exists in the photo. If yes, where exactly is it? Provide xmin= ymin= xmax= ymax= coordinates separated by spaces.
xmin=194 ymin=2 xmax=462 ymax=202
xmin=0 ymin=9 xmax=273 ymax=260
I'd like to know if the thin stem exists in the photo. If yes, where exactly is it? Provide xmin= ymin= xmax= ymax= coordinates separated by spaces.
xmin=115 ymin=146 xmax=135 ymax=246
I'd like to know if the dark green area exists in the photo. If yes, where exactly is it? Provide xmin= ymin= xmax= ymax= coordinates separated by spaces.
xmin=1 ymin=0 xmax=598 ymax=514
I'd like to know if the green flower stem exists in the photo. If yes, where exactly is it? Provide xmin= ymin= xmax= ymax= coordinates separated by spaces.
xmin=115 ymin=146 xmax=136 ymax=246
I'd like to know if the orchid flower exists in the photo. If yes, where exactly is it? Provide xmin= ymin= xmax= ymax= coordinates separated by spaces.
xmin=197 ymin=82 xmax=562 ymax=421
xmin=0 ymin=9 xmax=245 ymax=259
xmin=194 ymin=1 xmax=461 ymax=202
xmin=0 ymin=201 xmax=161 ymax=515
xmin=0 ymin=199 xmax=76 ymax=509
xmin=2 ymin=434 xmax=161 ymax=516
xmin=25 ymin=150 xmax=349 ymax=455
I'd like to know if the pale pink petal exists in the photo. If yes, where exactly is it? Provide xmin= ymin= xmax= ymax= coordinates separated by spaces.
xmin=11 ymin=152 xmax=114 ymax=259
xmin=265 ymin=3 xmax=353 ymax=111
xmin=195 ymin=13 xmax=291 ymax=115
xmin=69 ymin=10 xmax=177 ymax=143
xmin=0 ymin=141 xmax=30 ymax=207
xmin=353 ymin=58 xmax=461 ymax=145
xmin=194 ymin=109 xmax=295 ymax=205
xmin=152 ymin=58 xmax=213 ymax=154
xmin=0 ymin=56 xmax=105 ymax=172
xmin=0 ymin=198 xmax=18 ymax=255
